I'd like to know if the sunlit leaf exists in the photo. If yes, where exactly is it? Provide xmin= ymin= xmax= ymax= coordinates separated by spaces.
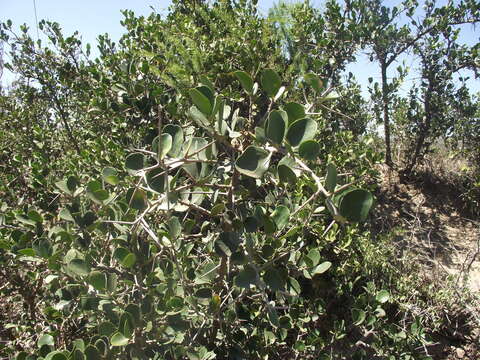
xmin=376 ymin=290 xmax=390 ymax=304
xmin=265 ymin=110 xmax=287 ymax=145
xmin=102 ymin=167 xmax=119 ymax=185
xmin=234 ymin=71 xmax=254 ymax=94
xmin=110 ymin=332 xmax=129 ymax=347
xmin=68 ymin=259 xmax=91 ymax=276
xmin=158 ymin=133 xmax=172 ymax=159
xmin=284 ymin=102 xmax=305 ymax=123
xmin=271 ymin=205 xmax=290 ymax=230
xmin=189 ymin=86 xmax=213 ymax=115
xmin=235 ymin=146 xmax=271 ymax=178
xmin=261 ymin=69 xmax=282 ymax=97
xmin=325 ymin=163 xmax=337 ymax=193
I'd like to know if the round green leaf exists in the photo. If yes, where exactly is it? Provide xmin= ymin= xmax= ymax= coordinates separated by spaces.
xmin=83 ymin=346 xmax=100 ymax=360
xmin=298 ymin=140 xmax=320 ymax=160
xmin=271 ymin=205 xmax=290 ymax=230
xmin=120 ymin=312 xmax=135 ymax=338
xmin=277 ymin=157 xmax=298 ymax=184
xmin=86 ymin=181 xmax=109 ymax=203
xmin=59 ymin=208 xmax=75 ymax=222
xmin=114 ymin=247 xmax=137 ymax=268
xmin=102 ymin=167 xmax=119 ymax=185
xmin=157 ymin=133 xmax=172 ymax=159
xmin=312 ymin=261 xmax=331 ymax=275
xmin=267 ymin=304 xmax=280 ymax=327
xmin=72 ymin=339 xmax=84 ymax=351
xmin=210 ymin=203 xmax=225 ymax=216
xmin=27 ymin=210 xmax=43 ymax=223
xmin=94 ymin=339 xmax=107 ymax=356
xmin=375 ymin=307 xmax=387 ymax=318
xmin=234 ymin=265 xmax=257 ymax=289
xmin=189 ymin=87 xmax=213 ymax=115
xmin=38 ymin=334 xmax=54 ymax=347
xmin=262 ymin=215 xmax=276 ymax=234
xmin=162 ymin=124 xmax=184 ymax=157
xmin=125 ymin=188 xmax=147 ymax=210
xmin=98 ymin=321 xmax=116 ymax=337
xmin=68 ymin=259 xmax=91 ymax=276
xmin=234 ymin=71 xmax=254 ymax=94
xmin=235 ymin=146 xmax=271 ymax=179
xmin=125 ymin=153 xmax=145 ymax=171
xmin=284 ymin=102 xmax=305 ymax=123
xmin=263 ymin=268 xmax=285 ymax=291
xmin=110 ymin=332 xmax=129 ymax=347
xmin=287 ymin=277 xmax=301 ymax=296
xmin=376 ymin=290 xmax=390 ymax=304
xmin=146 ymin=168 xmax=166 ymax=193
xmin=307 ymin=249 xmax=321 ymax=267
xmin=72 ymin=349 xmax=85 ymax=360
xmin=265 ymin=110 xmax=287 ymax=144
xmin=261 ymin=69 xmax=282 ymax=98
xmin=122 ymin=254 xmax=137 ymax=269
xmin=167 ymin=216 xmax=182 ymax=240
xmin=286 ymin=118 xmax=317 ymax=147
xmin=352 ymin=308 xmax=366 ymax=325
xmin=88 ymin=271 xmax=107 ymax=291
xmin=339 ymin=189 xmax=373 ymax=223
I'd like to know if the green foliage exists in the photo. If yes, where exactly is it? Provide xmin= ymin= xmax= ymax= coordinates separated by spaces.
xmin=1 ymin=0 xmax=476 ymax=359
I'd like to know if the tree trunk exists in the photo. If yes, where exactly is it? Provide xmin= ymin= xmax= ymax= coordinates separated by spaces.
xmin=381 ymin=60 xmax=394 ymax=168
xmin=403 ymin=76 xmax=434 ymax=175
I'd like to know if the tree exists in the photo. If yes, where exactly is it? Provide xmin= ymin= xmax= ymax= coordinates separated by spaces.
xmin=268 ymin=0 xmax=360 ymax=85
xmin=401 ymin=26 xmax=480 ymax=175
xmin=350 ymin=0 xmax=480 ymax=167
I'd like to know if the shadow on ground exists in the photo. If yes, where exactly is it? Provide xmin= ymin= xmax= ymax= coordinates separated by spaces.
xmin=370 ymin=165 xmax=480 ymax=360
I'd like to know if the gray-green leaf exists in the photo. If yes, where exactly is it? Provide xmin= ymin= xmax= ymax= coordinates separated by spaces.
xmin=286 ymin=118 xmax=317 ymax=147
xmin=235 ymin=146 xmax=271 ymax=179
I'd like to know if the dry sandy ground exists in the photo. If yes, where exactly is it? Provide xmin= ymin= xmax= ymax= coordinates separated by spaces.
xmin=375 ymin=166 xmax=480 ymax=359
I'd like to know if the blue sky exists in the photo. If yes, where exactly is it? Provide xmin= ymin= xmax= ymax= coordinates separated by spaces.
xmin=1 ymin=0 xmax=478 ymax=94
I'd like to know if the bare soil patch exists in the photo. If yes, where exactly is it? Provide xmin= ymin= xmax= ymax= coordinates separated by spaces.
xmin=373 ymin=165 xmax=480 ymax=359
